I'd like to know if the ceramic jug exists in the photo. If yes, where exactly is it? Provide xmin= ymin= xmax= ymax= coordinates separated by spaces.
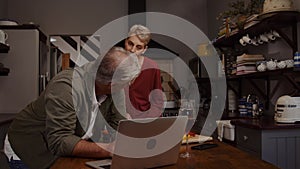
xmin=0 ymin=30 xmax=8 ymax=44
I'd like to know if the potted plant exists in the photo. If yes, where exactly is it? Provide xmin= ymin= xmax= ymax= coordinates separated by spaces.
xmin=217 ymin=0 xmax=265 ymax=30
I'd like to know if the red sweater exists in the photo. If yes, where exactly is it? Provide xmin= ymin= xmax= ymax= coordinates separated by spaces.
xmin=125 ymin=57 xmax=164 ymax=118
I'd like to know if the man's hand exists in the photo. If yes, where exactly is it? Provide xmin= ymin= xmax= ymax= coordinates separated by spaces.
xmin=96 ymin=141 xmax=115 ymax=157
xmin=72 ymin=140 xmax=113 ymax=158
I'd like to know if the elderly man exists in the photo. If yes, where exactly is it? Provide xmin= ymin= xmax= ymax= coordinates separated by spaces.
xmin=6 ymin=47 xmax=141 ymax=169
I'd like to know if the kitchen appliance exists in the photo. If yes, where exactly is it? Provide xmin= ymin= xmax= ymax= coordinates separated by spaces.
xmin=0 ymin=26 xmax=48 ymax=114
xmin=275 ymin=95 xmax=300 ymax=123
xmin=188 ymin=57 xmax=209 ymax=78
xmin=216 ymin=120 xmax=235 ymax=141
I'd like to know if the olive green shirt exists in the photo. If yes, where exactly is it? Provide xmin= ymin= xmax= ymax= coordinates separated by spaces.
xmin=8 ymin=67 xmax=125 ymax=169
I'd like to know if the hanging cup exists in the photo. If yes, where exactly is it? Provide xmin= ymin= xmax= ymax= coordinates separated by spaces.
xmin=242 ymin=35 xmax=252 ymax=44
xmin=239 ymin=38 xmax=247 ymax=46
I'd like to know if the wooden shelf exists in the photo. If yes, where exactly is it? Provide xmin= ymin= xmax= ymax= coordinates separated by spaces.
xmin=226 ymin=68 xmax=297 ymax=80
xmin=0 ymin=43 xmax=10 ymax=53
xmin=0 ymin=24 xmax=47 ymax=43
xmin=213 ymin=11 xmax=300 ymax=48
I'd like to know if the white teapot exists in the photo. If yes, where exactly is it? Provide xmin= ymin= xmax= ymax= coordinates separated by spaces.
xmin=266 ymin=60 xmax=277 ymax=70
xmin=276 ymin=60 xmax=286 ymax=69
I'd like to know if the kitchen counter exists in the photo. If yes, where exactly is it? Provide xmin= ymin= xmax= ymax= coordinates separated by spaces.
xmin=51 ymin=140 xmax=279 ymax=169
xmin=231 ymin=116 xmax=300 ymax=130
xmin=231 ymin=117 xmax=300 ymax=169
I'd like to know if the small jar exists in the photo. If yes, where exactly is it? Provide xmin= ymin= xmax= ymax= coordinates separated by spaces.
xmin=294 ymin=52 xmax=300 ymax=68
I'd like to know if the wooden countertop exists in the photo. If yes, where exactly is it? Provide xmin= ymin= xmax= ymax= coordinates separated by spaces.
xmin=51 ymin=140 xmax=278 ymax=169
xmin=231 ymin=117 xmax=300 ymax=130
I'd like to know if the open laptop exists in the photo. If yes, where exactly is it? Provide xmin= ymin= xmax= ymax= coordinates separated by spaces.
xmin=86 ymin=116 xmax=188 ymax=169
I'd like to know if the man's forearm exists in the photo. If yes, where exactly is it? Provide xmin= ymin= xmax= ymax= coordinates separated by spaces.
xmin=72 ymin=140 xmax=111 ymax=158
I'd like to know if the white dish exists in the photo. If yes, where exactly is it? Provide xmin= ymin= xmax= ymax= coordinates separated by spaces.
xmin=0 ymin=20 xmax=18 ymax=26
xmin=164 ymin=101 xmax=177 ymax=108
xmin=182 ymin=134 xmax=213 ymax=144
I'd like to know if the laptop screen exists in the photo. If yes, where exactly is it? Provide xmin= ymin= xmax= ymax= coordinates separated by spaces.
xmin=86 ymin=116 xmax=188 ymax=169
xmin=111 ymin=116 xmax=187 ymax=169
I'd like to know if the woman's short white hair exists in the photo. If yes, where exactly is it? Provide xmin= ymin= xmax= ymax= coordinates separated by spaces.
xmin=96 ymin=47 xmax=141 ymax=85
xmin=128 ymin=24 xmax=151 ymax=45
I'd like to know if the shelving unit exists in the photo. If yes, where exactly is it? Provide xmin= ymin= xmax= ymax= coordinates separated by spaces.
xmin=226 ymin=67 xmax=297 ymax=80
xmin=212 ymin=11 xmax=300 ymax=117
xmin=0 ymin=68 xmax=9 ymax=76
xmin=210 ymin=11 xmax=300 ymax=169
xmin=214 ymin=11 xmax=300 ymax=53
xmin=0 ymin=43 xmax=10 ymax=76
xmin=0 ymin=43 xmax=9 ymax=53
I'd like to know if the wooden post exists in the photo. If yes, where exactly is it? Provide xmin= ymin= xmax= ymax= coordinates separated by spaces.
xmin=62 ymin=53 xmax=70 ymax=70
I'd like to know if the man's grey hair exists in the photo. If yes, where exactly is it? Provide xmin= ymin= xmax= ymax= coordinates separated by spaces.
xmin=128 ymin=24 xmax=151 ymax=45
xmin=96 ymin=47 xmax=141 ymax=84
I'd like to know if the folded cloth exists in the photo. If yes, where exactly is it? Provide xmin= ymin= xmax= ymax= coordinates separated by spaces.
xmin=216 ymin=120 xmax=224 ymax=141
xmin=182 ymin=134 xmax=213 ymax=144
xmin=216 ymin=120 xmax=232 ymax=141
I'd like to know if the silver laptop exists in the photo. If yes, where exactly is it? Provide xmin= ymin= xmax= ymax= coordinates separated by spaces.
xmin=86 ymin=116 xmax=188 ymax=169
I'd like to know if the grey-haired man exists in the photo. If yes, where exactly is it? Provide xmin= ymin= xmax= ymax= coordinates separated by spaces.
xmin=6 ymin=47 xmax=141 ymax=169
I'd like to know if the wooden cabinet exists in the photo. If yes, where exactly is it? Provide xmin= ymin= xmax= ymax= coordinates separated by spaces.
xmin=236 ymin=126 xmax=261 ymax=156
xmin=236 ymin=126 xmax=300 ymax=169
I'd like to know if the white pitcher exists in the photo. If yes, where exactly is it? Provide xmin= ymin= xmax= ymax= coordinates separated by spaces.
xmin=0 ymin=30 xmax=8 ymax=44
